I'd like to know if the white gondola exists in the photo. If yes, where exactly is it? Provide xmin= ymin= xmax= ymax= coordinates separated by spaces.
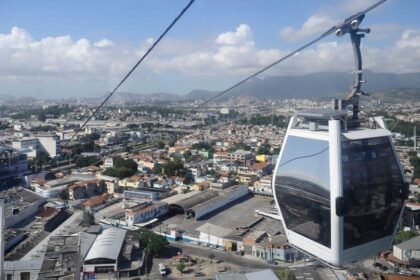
xmin=272 ymin=1 xmax=408 ymax=267
xmin=272 ymin=111 xmax=408 ymax=267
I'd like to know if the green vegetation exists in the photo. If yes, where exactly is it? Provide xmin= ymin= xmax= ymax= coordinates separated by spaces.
xmin=152 ymin=164 xmax=162 ymax=175
xmin=59 ymin=189 xmax=69 ymax=201
xmin=394 ymin=230 xmax=418 ymax=244
xmin=229 ymin=143 xmax=251 ymax=152
xmin=183 ymin=150 xmax=192 ymax=162
xmin=386 ymin=119 xmax=419 ymax=138
xmin=136 ymin=228 xmax=168 ymax=257
xmin=192 ymin=141 xmax=214 ymax=153
xmin=410 ymin=154 xmax=420 ymax=179
xmin=208 ymin=253 xmax=215 ymax=263
xmin=239 ymin=114 xmax=287 ymax=127
xmin=12 ymin=104 xmax=73 ymax=120
xmin=103 ymin=156 xmax=138 ymax=179
xmin=274 ymin=268 xmax=295 ymax=280
xmin=257 ymin=144 xmax=272 ymax=155
xmin=126 ymin=123 xmax=139 ymax=129
xmin=75 ymin=156 xmax=102 ymax=168
xmin=163 ymin=157 xmax=184 ymax=176
xmin=81 ymin=211 xmax=95 ymax=227
xmin=176 ymin=262 xmax=185 ymax=275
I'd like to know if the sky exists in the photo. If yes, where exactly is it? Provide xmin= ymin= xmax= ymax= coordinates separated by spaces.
xmin=1 ymin=0 xmax=420 ymax=98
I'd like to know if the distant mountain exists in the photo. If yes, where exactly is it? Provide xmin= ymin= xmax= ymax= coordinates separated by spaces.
xmin=185 ymin=71 xmax=420 ymax=100
xmin=371 ymin=88 xmax=420 ymax=102
xmin=1 ymin=71 xmax=420 ymax=105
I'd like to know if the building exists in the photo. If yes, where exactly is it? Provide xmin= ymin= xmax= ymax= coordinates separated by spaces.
xmin=4 ymin=260 xmax=43 ymax=280
xmin=12 ymin=135 xmax=61 ymax=158
xmin=0 ymin=146 xmax=28 ymax=182
xmin=38 ymin=135 xmax=61 ymax=158
xmin=0 ymin=187 xmax=46 ymax=228
xmin=125 ymin=201 xmax=168 ymax=226
xmin=83 ymin=228 xmax=127 ymax=277
xmin=38 ymin=235 xmax=80 ymax=279
xmin=392 ymin=235 xmax=420 ymax=266
xmin=68 ymin=179 xmax=107 ymax=200
xmin=31 ymin=174 xmax=96 ymax=199
xmin=227 ymin=150 xmax=253 ymax=166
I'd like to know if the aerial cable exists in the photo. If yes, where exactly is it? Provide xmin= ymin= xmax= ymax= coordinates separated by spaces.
xmin=63 ymin=0 xmax=195 ymax=148
xmin=197 ymin=0 xmax=386 ymax=109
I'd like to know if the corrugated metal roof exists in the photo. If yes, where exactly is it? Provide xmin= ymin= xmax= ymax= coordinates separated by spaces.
xmin=84 ymin=227 xmax=126 ymax=261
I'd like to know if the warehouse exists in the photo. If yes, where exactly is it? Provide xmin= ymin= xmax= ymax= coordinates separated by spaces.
xmin=169 ymin=189 xmax=219 ymax=214
xmin=187 ymin=185 xmax=249 ymax=220
xmin=83 ymin=227 xmax=127 ymax=276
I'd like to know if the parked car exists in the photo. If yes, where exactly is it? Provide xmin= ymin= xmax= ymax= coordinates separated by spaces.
xmin=194 ymin=272 xmax=205 ymax=277
xmin=216 ymin=247 xmax=225 ymax=251
xmin=190 ymin=241 xmax=199 ymax=245
xmin=266 ymin=260 xmax=278 ymax=265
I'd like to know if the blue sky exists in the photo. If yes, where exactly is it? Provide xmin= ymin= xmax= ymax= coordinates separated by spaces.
xmin=1 ymin=0 xmax=420 ymax=98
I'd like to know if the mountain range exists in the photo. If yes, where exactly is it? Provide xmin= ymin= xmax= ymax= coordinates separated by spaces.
xmin=1 ymin=71 xmax=420 ymax=105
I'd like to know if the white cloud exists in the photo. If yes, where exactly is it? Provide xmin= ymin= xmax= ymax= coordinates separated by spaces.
xmin=1 ymin=25 xmax=420 ymax=89
xmin=396 ymin=29 xmax=420 ymax=48
xmin=280 ymin=15 xmax=337 ymax=42
xmin=216 ymin=24 xmax=252 ymax=45
xmin=94 ymin=39 xmax=114 ymax=48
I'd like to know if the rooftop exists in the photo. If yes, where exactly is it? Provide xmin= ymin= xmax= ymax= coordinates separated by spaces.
xmin=394 ymin=235 xmax=420 ymax=250
xmin=84 ymin=227 xmax=127 ymax=262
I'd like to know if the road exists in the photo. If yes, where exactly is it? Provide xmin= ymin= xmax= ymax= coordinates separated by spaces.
xmin=170 ymin=240 xmax=284 ymax=270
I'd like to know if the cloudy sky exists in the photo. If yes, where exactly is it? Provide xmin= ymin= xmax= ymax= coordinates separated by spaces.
xmin=1 ymin=0 xmax=420 ymax=98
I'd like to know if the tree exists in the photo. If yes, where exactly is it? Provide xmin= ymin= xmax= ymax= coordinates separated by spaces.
xmin=395 ymin=230 xmax=417 ymax=244
xmin=75 ymin=156 xmax=102 ymax=167
xmin=103 ymin=167 xmax=135 ymax=179
xmin=126 ymin=123 xmax=139 ymax=129
xmin=136 ymin=229 xmax=168 ymax=257
xmin=176 ymin=262 xmax=185 ymax=275
xmin=37 ymin=112 xmax=46 ymax=121
xmin=81 ymin=211 xmax=95 ymax=226
xmin=257 ymin=144 xmax=271 ymax=155
xmin=274 ymin=268 xmax=295 ymax=280
xmin=156 ymin=140 xmax=165 ymax=149
xmin=59 ymin=189 xmax=69 ymax=201
xmin=163 ymin=158 xmax=184 ymax=176
xmin=183 ymin=150 xmax=192 ymax=162
xmin=152 ymin=164 xmax=162 ymax=175
xmin=208 ymin=253 xmax=215 ymax=263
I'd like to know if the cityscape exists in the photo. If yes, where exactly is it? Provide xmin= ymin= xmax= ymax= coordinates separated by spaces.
xmin=1 ymin=0 xmax=420 ymax=280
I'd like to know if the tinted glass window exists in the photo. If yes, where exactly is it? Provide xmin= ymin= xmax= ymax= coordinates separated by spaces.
xmin=275 ymin=136 xmax=331 ymax=247
xmin=342 ymin=137 xmax=405 ymax=249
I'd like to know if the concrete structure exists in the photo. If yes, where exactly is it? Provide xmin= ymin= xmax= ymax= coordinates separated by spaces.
xmin=83 ymin=228 xmax=127 ymax=276
xmin=1 ymin=200 xmax=4 ymax=280
xmin=0 ymin=187 xmax=46 ymax=228
xmin=393 ymin=235 xmax=420 ymax=266
xmin=38 ymin=235 xmax=80 ymax=279
xmin=12 ymin=135 xmax=61 ymax=158
xmin=0 ymin=146 xmax=28 ymax=182
xmin=125 ymin=201 xmax=168 ymax=227
xmin=188 ymin=185 xmax=249 ymax=220
xmin=227 ymin=150 xmax=253 ymax=166
xmin=31 ymin=174 xmax=96 ymax=199
xmin=4 ymin=260 xmax=42 ymax=280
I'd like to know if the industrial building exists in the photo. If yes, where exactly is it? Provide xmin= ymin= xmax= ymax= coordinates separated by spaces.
xmin=125 ymin=201 xmax=168 ymax=227
xmin=0 ymin=187 xmax=46 ymax=228
xmin=0 ymin=146 xmax=28 ymax=182
xmin=169 ymin=185 xmax=249 ymax=220
xmin=392 ymin=235 xmax=420 ymax=266
xmin=82 ymin=227 xmax=141 ymax=278
xmin=12 ymin=135 xmax=61 ymax=158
